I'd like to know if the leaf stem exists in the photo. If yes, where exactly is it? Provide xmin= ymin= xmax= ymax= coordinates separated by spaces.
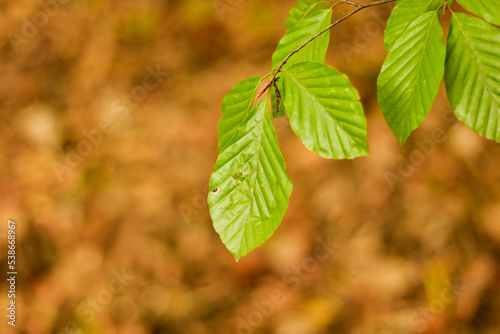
xmin=266 ymin=0 xmax=397 ymax=94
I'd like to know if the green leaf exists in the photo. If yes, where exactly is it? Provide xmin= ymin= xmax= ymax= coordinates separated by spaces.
xmin=455 ymin=0 xmax=500 ymax=26
xmin=208 ymin=100 xmax=293 ymax=260
xmin=445 ymin=12 xmax=500 ymax=142
xmin=285 ymin=0 xmax=332 ymax=31
xmin=218 ymin=77 xmax=261 ymax=150
xmin=378 ymin=11 xmax=445 ymax=144
xmin=384 ymin=0 xmax=442 ymax=52
xmin=272 ymin=9 xmax=332 ymax=69
xmin=281 ymin=62 xmax=369 ymax=159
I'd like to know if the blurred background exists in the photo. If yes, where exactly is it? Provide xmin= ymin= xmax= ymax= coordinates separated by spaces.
xmin=1 ymin=0 xmax=499 ymax=333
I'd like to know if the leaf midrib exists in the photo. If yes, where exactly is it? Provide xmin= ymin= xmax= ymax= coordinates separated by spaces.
xmin=405 ymin=10 xmax=441 ymax=136
xmin=235 ymin=103 xmax=267 ymax=256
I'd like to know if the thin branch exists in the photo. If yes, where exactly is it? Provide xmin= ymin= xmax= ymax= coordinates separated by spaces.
xmin=337 ymin=0 xmax=362 ymax=8
xmin=263 ymin=0 xmax=397 ymax=96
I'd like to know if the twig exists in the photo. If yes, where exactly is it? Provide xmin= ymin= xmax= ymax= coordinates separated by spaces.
xmin=337 ymin=0 xmax=362 ymax=8
xmin=263 ymin=0 xmax=397 ymax=96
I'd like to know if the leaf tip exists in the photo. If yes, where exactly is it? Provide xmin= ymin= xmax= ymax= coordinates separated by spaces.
xmin=397 ymin=132 xmax=411 ymax=146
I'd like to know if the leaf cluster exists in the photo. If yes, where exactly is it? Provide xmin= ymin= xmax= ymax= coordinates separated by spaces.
xmin=209 ymin=0 xmax=500 ymax=260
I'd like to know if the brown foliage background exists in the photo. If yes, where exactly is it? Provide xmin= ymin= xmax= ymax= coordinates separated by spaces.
xmin=0 ymin=0 xmax=499 ymax=333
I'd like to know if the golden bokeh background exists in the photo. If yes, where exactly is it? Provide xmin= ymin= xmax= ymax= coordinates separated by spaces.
xmin=0 ymin=0 xmax=499 ymax=333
